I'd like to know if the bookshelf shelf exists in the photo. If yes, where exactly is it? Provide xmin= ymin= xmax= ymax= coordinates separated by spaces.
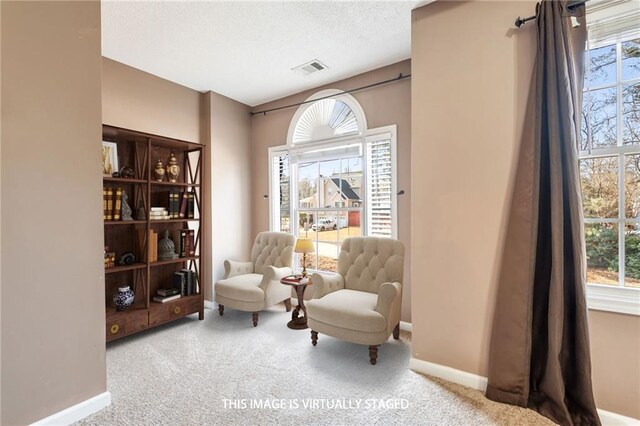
xmin=103 ymin=177 xmax=147 ymax=184
xmin=105 ymin=263 xmax=147 ymax=274
xmin=150 ymin=256 xmax=200 ymax=268
xmin=103 ymin=124 xmax=205 ymax=342
xmin=104 ymin=220 xmax=147 ymax=226
xmin=151 ymin=181 xmax=201 ymax=188
xmin=150 ymin=219 xmax=199 ymax=224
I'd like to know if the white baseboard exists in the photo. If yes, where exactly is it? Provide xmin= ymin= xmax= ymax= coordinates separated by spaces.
xmin=399 ymin=321 xmax=412 ymax=332
xmin=597 ymin=409 xmax=640 ymax=426
xmin=204 ymin=300 xmax=214 ymax=309
xmin=409 ymin=357 xmax=488 ymax=391
xmin=31 ymin=391 xmax=111 ymax=426
xmin=409 ymin=358 xmax=640 ymax=425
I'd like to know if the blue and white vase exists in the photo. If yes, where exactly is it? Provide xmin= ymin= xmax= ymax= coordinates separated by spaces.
xmin=113 ymin=286 xmax=135 ymax=311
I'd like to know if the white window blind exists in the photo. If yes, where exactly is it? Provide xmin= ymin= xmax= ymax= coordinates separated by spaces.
xmin=272 ymin=153 xmax=290 ymax=233
xmin=586 ymin=0 xmax=640 ymax=44
xmin=365 ymin=132 xmax=395 ymax=238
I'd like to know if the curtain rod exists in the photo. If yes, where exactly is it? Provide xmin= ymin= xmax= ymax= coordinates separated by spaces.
xmin=250 ymin=73 xmax=411 ymax=117
xmin=515 ymin=0 xmax=588 ymax=28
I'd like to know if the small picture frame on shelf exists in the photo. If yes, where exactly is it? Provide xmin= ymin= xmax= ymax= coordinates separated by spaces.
xmin=102 ymin=141 xmax=119 ymax=177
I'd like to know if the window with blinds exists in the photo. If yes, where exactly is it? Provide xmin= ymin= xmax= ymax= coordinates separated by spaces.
xmin=366 ymin=133 xmax=395 ymax=238
xmin=269 ymin=127 xmax=398 ymax=273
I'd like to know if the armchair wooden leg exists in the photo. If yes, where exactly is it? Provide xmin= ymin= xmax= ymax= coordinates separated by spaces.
xmin=252 ymin=312 xmax=259 ymax=327
xmin=284 ymin=298 xmax=292 ymax=312
xmin=311 ymin=330 xmax=318 ymax=346
xmin=393 ymin=323 xmax=400 ymax=340
xmin=218 ymin=304 xmax=224 ymax=316
xmin=369 ymin=345 xmax=379 ymax=365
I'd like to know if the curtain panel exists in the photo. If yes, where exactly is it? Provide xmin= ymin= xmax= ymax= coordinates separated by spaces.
xmin=486 ymin=2 xmax=600 ymax=425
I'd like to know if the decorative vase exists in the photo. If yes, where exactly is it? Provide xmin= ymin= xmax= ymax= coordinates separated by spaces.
xmin=154 ymin=159 xmax=165 ymax=182
xmin=113 ymin=286 xmax=135 ymax=311
xmin=166 ymin=152 xmax=180 ymax=183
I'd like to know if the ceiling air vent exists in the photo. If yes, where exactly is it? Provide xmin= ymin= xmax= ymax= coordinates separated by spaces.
xmin=292 ymin=59 xmax=328 ymax=76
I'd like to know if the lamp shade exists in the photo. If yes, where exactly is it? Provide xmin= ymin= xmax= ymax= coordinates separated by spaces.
xmin=294 ymin=238 xmax=315 ymax=254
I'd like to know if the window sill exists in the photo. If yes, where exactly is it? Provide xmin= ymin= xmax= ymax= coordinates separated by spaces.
xmin=587 ymin=284 xmax=640 ymax=316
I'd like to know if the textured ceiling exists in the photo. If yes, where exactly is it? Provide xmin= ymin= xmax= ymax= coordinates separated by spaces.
xmin=102 ymin=0 xmax=422 ymax=106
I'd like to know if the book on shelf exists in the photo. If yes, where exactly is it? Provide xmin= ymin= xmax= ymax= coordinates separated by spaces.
xmin=173 ymin=271 xmax=187 ymax=296
xmin=106 ymin=187 xmax=114 ymax=220
xmin=180 ymin=268 xmax=197 ymax=296
xmin=103 ymin=187 xmax=107 ymax=220
xmin=157 ymin=287 xmax=180 ymax=297
xmin=168 ymin=190 xmax=180 ymax=219
xmin=187 ymin=191 xmax=195 ymax=218
xmin=152 ymin=294 xmax=181 ymax=303
xmin=113 ymin=187 xmax=123 ymax=221
xmin=148 ymin=229 xmax=158 ymax=263
xmin=150 ymin=207 xmax=170 ymax=220
xmin=179 ymin=191 xmax=188 ymax=218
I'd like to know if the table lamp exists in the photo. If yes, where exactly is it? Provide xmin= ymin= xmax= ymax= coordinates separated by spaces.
xmin=294 ymin=238 xmax=315 ymax=277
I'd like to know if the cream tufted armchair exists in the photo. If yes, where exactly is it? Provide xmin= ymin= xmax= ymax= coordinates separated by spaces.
xmin=215 ymin=232 xmax=295 ymax=327
xmin=306 ymin=237 xmax=405 ymax=364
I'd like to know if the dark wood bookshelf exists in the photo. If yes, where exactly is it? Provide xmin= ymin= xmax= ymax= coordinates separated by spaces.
xmin=103 ymin=124 xmax=205 ymax=342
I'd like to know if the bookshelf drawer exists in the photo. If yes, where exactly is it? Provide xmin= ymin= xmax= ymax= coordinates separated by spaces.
xmin=149 ymin=297 xmax=200 ymax=325
xmin=106 ymin=309 xmax=148 ymax=341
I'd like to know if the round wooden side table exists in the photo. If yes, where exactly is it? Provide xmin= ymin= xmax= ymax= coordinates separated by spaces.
xmin=280 ymin=276 xmax=312 ymax=330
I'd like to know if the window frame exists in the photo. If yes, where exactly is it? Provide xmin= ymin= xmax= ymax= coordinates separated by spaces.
xmin=268 ymin=125 xmax=398 ymax=275
xmin=580 ymin=32 xmax=640 ymax=315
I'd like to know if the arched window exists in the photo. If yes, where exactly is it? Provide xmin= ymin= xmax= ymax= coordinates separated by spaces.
xmin=272 ymin=89 xmax=396 ymax=274
xmin=287 ymin=89 xmax=367 ymax=145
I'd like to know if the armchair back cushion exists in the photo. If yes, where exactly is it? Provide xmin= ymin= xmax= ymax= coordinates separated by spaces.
xmin=251 ymin=231 xmax=295 ymax=274
xmin=339 ymin=237 xmax=404 ymax=294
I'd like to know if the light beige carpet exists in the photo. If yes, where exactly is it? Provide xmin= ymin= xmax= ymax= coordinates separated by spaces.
xmin=78 ymin=304 xmax=553 ymax=425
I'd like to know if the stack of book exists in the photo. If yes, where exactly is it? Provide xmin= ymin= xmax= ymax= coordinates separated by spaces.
xmin=168 ymin=190 xmax=196 ymax=219
xmin=152 ymin=287 xmax=181 ymax=303
xmin=104 ymin=248 xmax=116 ymax=269
xmin=150 ymin=207 xmax=170 ymax=220
xmin=173 ymin=269 xmax=198 ymax=296
xmin=102 ymin=186 xmax=124 ymax=221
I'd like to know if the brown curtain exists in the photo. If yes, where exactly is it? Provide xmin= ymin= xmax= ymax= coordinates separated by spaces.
xmin=485 ymin=2 xmax=600 ymax=425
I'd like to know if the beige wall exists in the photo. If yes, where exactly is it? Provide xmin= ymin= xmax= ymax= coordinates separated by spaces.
xmin=1 ymin=1 xmax=106 ymax=424
xmin=411 ymin=1 xmax=640 ymax=419
xmin=102 ymin=57 xmax=203 ymax=143
xmin=250 ymin=60 xmax=412 ymax=322
xmin=204 ymin=91 xmax=253 ymax=299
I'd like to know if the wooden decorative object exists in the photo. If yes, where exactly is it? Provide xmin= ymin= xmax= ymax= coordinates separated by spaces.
xmin=252 ymin=312 xmax=259 ymax=327
xmin=393 ymin=323 xmax=400 ymax=340
xmin=218 ymin=304 xmax=224 ymax=316
xmin=369 ymin=345 xmax=379 ymax=365
xmin=102 ymin=125 xmax=206 ymax=342
xmin=280 ymin=277 xmax=312 ymax=329
xmin=283 ymin=298 xmax=292 ymax=312
xmin=311 ymin=330 xmax=318 ymax=346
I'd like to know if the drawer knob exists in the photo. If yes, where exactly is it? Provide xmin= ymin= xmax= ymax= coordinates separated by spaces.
xmin=174 ymin=306 xmax=181 ymax=315
xmin=110 ymin=324 xmax=120 ymax=334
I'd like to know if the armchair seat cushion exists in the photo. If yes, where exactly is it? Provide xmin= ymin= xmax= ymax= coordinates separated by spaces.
xmin=215 ymin=274 xmax=264 ymax=302
xmin=306 ymin=289 xmax=386 ymax=333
